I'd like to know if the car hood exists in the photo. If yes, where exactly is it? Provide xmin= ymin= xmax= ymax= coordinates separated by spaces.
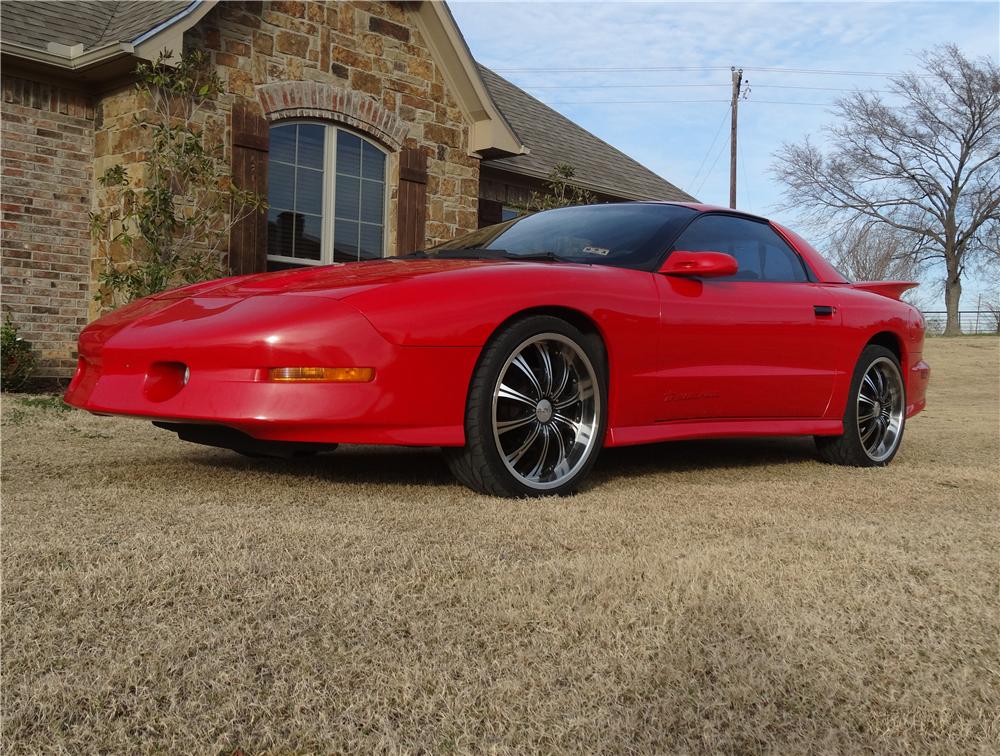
xmin=156 ymin=258 xmax=539 ymax=301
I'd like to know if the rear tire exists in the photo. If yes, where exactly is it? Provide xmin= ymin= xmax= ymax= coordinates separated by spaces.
xmin=444 ymin=315 xmax=607 ymax=497
xmin=815 ymin=345 xmax=905 ymax=467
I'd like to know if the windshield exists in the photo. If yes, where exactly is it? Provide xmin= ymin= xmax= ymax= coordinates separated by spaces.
xmin=427 ymin=203 xmax=698 ymax=270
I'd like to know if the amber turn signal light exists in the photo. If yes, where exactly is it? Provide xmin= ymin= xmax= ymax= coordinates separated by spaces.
xmin=267 ymin=367 xmax=375 ymax=383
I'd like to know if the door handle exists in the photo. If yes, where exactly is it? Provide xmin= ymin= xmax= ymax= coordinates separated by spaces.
xmin=814 ymin=305 xmax=836 ymax=317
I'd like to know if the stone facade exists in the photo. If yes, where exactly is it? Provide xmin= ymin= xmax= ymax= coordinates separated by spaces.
xmin=187 ymin=0 xmax=480 ymax=250
xmin=3 ymin=0 xmax=486 ymax=382
xmin=1 ymin=77 xmax=94 ymax=380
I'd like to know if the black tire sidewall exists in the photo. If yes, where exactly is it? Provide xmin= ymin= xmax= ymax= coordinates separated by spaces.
xmin=467 ymin=315 xmax=608 ymax=496
xmin=842 ymin=345 xmax=906 ymax=466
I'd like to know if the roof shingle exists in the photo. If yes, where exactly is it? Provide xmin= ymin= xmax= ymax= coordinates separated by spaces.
xmin=0 ymin=0 xmax=191 ymax=51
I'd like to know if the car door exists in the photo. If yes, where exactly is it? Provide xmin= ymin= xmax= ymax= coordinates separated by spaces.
xmin=653 ymin=213 xmax=841 ymax=421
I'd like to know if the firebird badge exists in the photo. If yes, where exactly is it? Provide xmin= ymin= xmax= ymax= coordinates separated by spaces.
xmin=663 ymin=391 xmax=721 ymax=402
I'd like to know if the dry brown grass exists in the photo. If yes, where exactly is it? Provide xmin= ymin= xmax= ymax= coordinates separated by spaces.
xmin=2 ymin=337 xmax=997 ymax=754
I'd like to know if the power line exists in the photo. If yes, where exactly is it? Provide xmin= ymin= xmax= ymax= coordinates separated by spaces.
xmin=689 ymin=104 xmax=731 ymax=191
xmin=547 ymin=98 xmax=731 ymax=104
xmin=693 ymin=122 xmax=730 ymax=197
xmin=522 ymin=83 xmax=893 ymax=93
xmin=526 ymin=82 xmax=730 ymax=89
xmin=739 ymin=127 xmax=752 ymax=212
xmin=494 ymin=64 xmax=916 ymax=77
xmin=545 ymin=99 xmax=835 ymax=106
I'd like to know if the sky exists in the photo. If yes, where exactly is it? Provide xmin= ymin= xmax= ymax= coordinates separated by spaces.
xmin=449 ymin=0 xmax=1000 ymax=303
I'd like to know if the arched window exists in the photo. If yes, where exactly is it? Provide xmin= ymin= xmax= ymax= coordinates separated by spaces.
xmin=266 ymin=122 xmax=387 ymax=269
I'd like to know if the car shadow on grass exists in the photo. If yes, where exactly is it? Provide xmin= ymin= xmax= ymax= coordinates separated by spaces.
xmin=182 ymin=435 xmax=821 ymax=490
xmin=593 ymin=436 xmax=820 ymax=479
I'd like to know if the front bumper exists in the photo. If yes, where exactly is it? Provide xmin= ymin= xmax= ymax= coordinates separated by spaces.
xmin=64 ymin=294 xmax=479 ymax=446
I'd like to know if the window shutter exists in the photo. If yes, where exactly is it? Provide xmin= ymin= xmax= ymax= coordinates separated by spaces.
xmin=230 ymin=103 xmax=269 ymax=275
xmin=396 ymin=147 xmax=427 ymax=255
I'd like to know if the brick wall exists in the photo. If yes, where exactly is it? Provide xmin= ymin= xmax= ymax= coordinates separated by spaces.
xmin=1 ymin=77 xmax=94 ymax=381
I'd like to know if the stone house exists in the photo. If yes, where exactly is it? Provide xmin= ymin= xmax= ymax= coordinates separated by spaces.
xmin=0 ymin=0 xmax=693 ymax=382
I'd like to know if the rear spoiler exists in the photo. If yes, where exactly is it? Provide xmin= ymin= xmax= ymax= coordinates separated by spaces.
xmin=848 ymin=281 xmax=919 ymax=301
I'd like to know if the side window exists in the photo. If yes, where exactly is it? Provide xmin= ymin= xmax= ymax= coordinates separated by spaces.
xmin=671 ymin=215 xmax=808 ymax=282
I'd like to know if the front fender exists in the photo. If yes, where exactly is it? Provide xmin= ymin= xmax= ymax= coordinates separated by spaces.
xmin=343 ymin=263 xmax=663 ymax=431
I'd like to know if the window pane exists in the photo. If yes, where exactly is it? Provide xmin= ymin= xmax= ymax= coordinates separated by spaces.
xmin=270 ymin=124 xmax=296 ymax=164
xmin=334 ymin=220 xmax=359 ymax=262
xmin=336 ymin=131 xmax=362 ymax=176
xmin=361 ymin=141 xmax=386 ymax=180
xmin=359 ymin=223 xmax=383 ymax=259
xmin=669 ymin=214 xmax=806 ymax=282
xmin=268 ymin=161 xmax=294 ymax=210
xmin=297 ymin=124 xmax=325 ymax=170
xmin=335 ymin=175 xmax=361 ymax=220
xmin=360 ymin=179 xmax=384 ymax=225
xmin=268 ymin=124 xmax=327 ymax=263
xmin=295 ymin=214 xmax=323 ymax=260
xmin=296 ymin=167 xmax=323 ymax=215
xmin=267 ymin=208 xmax=295 ymax=258
xmin=762 ymin=242 xmax=807 ymax=281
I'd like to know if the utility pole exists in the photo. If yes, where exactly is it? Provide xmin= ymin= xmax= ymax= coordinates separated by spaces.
xmin=729 ymin=67 xmax=743 ymax=209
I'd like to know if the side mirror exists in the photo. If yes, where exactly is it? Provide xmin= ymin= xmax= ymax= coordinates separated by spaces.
xmin=658 ymin=250 xmax=738 ymax=278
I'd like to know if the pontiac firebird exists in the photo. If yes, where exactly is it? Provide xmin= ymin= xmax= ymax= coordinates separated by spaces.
xmin=65 ymin=203 xmax=930 ymax=497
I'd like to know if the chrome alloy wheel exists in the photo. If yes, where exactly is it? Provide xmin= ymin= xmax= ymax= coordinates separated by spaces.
xmin=857 ymin=356 xmax=905 ymax=462
xmin=491 ymin=333 xmax=600 ymax=491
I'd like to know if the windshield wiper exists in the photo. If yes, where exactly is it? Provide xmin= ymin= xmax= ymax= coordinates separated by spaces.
xmin=500 ymin=251 xmax=568 ymax=262
xmin=405 ymin=248 xmax=571 ymax=262
xmin=400 ymin=248 xmax=501 ymax=260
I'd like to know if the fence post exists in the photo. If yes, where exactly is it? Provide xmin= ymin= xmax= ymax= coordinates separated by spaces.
xmin=975 ymin=296 xmax=981 ymax=334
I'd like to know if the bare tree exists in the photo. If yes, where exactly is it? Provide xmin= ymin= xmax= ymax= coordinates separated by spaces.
xmin=772 ymin=45 xmax=1000 ymax=335
xmin=825 ymin=222 xmax=921 ymax=282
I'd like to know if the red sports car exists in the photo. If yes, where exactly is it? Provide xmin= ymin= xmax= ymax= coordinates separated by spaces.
xmin=65 ymin=203 xmax=929 ymax=497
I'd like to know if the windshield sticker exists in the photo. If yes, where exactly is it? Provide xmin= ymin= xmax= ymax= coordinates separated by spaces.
xmin=581 ymin=246 xmax=610 ymax=256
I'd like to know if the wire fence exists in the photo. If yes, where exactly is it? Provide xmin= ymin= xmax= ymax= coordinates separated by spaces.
xmin=920 ymin=310 xmax=1000 ymax=335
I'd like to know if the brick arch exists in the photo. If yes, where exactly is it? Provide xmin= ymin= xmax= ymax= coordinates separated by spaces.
xmin=255 ymin=81 xmax=409 ymax=151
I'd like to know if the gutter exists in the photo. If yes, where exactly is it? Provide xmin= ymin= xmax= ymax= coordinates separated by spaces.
xmin=131 ymin=0 xmax=203 ymax=44
xmin=1 ymin=40 xmax=134 ymax=69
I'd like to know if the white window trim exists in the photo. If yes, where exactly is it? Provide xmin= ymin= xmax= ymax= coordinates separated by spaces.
xmin=267 ymin=120 xmax=390 ymax=267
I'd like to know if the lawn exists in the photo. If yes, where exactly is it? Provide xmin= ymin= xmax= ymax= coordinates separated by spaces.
xmin=2 ymin=337 xmax=997 ymax=754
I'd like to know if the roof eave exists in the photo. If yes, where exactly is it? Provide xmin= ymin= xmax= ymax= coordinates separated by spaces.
xmin=1 ymin=39 xmax=133 ymax=70
xmin=412 ymin=2 xmax=527 ymax=159
xmin=0 ymin=0 xmax=219 ymax=74
xmin=131 ymin=0 xmax=219 ymax=66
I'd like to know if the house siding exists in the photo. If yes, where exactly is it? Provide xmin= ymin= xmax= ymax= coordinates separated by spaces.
xmin=1 ymin=77 xmax=94 ymax=380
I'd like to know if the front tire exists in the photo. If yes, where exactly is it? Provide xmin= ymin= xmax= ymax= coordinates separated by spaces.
xmin=445 ymin=315 xmax=607 ymax=497
xmin=816 ymin=345 xmax=906 ymax=467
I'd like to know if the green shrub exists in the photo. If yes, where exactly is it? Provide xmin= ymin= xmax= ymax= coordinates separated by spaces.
xmin=1 ymin=316 xmax=36 ymax=392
